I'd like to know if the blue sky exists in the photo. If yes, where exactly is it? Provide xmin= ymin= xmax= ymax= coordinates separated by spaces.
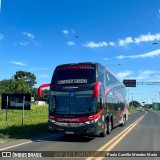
xmin=0 ymin=0 xmax=160 ymax=104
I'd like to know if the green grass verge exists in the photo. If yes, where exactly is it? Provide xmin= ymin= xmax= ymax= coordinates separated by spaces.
xmin=0 ymin=105 xmax=48 ymax=142
xmin=128 ymin=109 xmax=137 ymax=114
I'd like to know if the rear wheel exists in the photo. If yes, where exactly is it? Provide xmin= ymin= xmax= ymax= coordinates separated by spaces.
xmin=120 ymin=116 xmax=126 ymax=126
xmin=107 ymin=121 xmax=112 ymax=134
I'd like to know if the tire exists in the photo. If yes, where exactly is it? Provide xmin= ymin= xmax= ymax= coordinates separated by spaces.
xmin=120 ymin=116 xmax=126 ymax=126
xmin=107 ymin=121 xmax=112 ymax=134
xmin=100 ymin=123 xmax=107 ymax=137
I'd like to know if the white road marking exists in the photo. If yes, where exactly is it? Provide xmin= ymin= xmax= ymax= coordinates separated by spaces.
xmin=0 ymin=134 xmax=58 ymax=151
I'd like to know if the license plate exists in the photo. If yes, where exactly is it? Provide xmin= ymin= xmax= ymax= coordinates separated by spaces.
xmin=65 ymin=131 xmax=74 ymax=134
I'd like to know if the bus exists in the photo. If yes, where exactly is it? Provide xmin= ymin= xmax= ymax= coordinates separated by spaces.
xmin=38 ymin=62 xmax=128 ymax=137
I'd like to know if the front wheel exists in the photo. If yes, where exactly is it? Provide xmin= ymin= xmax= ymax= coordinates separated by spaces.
xmin=100 ymin=123 xmax=107 ymax=137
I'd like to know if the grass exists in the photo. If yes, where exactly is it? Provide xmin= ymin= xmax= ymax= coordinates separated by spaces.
xmin=0 ymin=105 xmax=48 ymax=142
xmin=128 ymin=109 xmax=137 ymax=114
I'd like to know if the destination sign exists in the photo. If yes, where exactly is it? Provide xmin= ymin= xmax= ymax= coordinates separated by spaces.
xmin=58 ymin=79 xmax=88 ymax=84
xmin=57 ymin=65 xmax=94 ymax=71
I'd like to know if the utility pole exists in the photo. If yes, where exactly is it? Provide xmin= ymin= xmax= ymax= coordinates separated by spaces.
xmin=128 ymin=89 xmax=130 ymax=107
xmin=130 ymin=93 xmax=134 ymax=108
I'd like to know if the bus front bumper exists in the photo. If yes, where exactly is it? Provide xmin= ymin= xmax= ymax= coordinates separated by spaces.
xmin=48 ymin=121 xmax=98 ymax=136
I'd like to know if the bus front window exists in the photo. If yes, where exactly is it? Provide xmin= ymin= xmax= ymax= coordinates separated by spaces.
xmin=49 ymin=90 xmax=97 ymax=116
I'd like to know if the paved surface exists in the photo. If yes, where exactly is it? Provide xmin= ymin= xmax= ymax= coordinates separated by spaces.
xmin=0 ymin=111 xmax=160 ymax=160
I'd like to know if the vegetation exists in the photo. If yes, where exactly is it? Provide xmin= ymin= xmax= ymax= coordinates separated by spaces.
xmin=0 ymin=70 xmax=50 ymax=142
xmin=0 ymin=70 xmax=49 ymax=101
xmin=0 ymin=71 xmax=36 ymax=95
xmin=129 ymin=100 xmax=141 ymax=108
xmin=128 ymin=109 xmax=137 ymax=114
xmin=0 ymin=79 xmax=30 ymax=94
xmin=0 ymin=105 xmax=48 ymax=142
xmin=13 ymin=71 xmax=37 ymax=92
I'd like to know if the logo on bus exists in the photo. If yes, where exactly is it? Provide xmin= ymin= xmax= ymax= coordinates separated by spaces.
xmin=57 ymin=65 xmax=94 ymax=71
xmin=58 ymin=118 xmax=80 ymax=122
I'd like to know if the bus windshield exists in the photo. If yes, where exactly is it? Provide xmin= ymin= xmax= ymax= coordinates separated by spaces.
xmin=49 ymin=90 xmax=97 ymax=116
xmin=51 ymin=64 xmax=96 ymax=86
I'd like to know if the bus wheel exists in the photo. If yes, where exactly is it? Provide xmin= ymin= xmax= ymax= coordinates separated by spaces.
xmin=120 ymin=116 xmax=126 ymax=126
xmin=100 ymin=123 xmax=107 ymax=137
xmin=107 ymin=121 xmax=112 ymax=134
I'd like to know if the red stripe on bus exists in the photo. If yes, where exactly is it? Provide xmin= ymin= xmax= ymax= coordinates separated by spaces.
xmin=105 ymin=88 xmax=111 ymax=95
xmin=93 ymin=82 xmax=101 ymax=98
xmin=119 ymin=105 xmax=127 ymax=118
xmin=49 ymin=110 xmax=104 ymax=123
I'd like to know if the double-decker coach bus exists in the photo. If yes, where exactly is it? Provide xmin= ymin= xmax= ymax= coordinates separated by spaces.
xmin=38 ymin=62 xmax=128 ymax=137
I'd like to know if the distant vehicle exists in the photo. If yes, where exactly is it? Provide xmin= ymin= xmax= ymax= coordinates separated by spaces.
xmin=35 ymin=101 xmax=46 ymax=106
xmin=38 ymin=62 xmax=128 ymax=137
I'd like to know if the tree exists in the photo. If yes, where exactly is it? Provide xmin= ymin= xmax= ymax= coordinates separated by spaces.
xmin=0 ymin=79 xmax=12 ymax=94
xmin=129 ymin=100 xmax=141 ymax=108
xmin=13 ymin=71 xmax=37 ymax=92
xmin=41 ymin=89 xmax=49 ymax=102
xmin=10 ymin=79 xmax=30 ymax=93
xmin=0 ymin=79 xmax=30 ymax=94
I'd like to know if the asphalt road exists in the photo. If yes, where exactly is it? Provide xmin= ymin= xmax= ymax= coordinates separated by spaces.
xmin=0 ymin=111 xmax=160 ymax=160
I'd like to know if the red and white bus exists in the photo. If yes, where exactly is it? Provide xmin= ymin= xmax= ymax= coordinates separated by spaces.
xmin=38 ymin=62 xmax=128 ymax=137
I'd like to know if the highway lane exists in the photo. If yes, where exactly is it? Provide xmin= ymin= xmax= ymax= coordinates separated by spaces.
xmin=0 ymin=111 xmax=160 ymax=160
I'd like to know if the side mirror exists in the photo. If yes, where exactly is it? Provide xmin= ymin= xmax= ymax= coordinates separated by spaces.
xmin=38 ymin=84 xmax=50 ymax=98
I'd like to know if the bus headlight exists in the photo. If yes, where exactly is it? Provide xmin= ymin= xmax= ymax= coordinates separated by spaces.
xmin=85 ymin=117 xmax=99 ymax=124
xmin=48 ymin=119 xmax=55 ymax=123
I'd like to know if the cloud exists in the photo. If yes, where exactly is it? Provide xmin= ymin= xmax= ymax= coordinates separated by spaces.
xmin=0 ymin=33 xmax=4 ymax=40
xmin=84 ymin=41 xmax=108 ymax=48
xmin=67 ymin=41 xmax=76 ymax=46
xmin=109 ymin=42 xmax=115 ymax=46
xmin=23 ymin=32 xmax=34 ymax=39
xmin=116 ymin=49 xmax=160 ymax=59
xmin=77 ymin=32 xmax=160 ymax=48
xmin=22 ymin=31 xmax=40 ymax=45
xmin=136 ymin=70 xmax=158 ymax=80
xmin=104 ymin=58 xmax=109 ymax=61
xmin=135 ymin=32 xmax=160 ymax=43
xmin=62 ymin=30 xmax=69 ymax=35
xmin=131 ymin=70 xmax=160 ymax=81
xmin=84 ymin=41 xmax=116 ymax=48
xmin=118 ymin=37 xmax=133 ymax=46
xmin=118 ymin=33 xmax=160 ymax=46
xmin=19 ymin=41 xmax=29 ymax=46
xmin=116 ymin=70 xmax=133 ymax=79
xmin=10 ymin=61 xmax=26 ymax=66
xmin=116 ymin=70 xmax=160 ymax=82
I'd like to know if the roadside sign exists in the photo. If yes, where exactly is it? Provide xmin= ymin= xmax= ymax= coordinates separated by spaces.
xmin=1 ymin=94 xmax=31 ymax=110
xmin=123 ymin=79 xmax=136 ymax=87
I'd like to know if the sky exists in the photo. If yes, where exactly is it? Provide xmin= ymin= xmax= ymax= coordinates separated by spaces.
xmin=0 ymin=0 xmax=160 ymax=104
